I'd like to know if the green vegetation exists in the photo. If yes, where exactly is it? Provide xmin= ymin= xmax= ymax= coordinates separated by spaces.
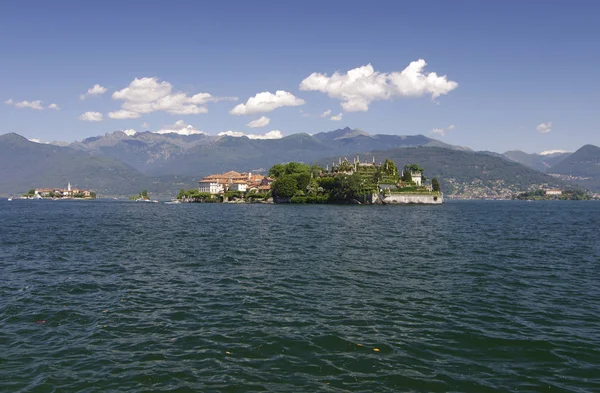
xmin=130 ymin=190 xmax=149 ymax=200
xmin=177 ymin=188 xmax=215 ymax=202
xmin=515 ymin=189 xmax=591 ymax=200
xmin=432 ymin=178 xmax=441 ymax=192
xmin=269 ymin=159 xmax=436 ymax=204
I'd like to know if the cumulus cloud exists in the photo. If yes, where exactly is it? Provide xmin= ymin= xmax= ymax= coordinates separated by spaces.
xmin=108 ymin=109 xmax=141 ymax=119
xmin=6 ymin=99 xmax=45 ymax=110
xmin=247 ymin=116 xmax=270 ymax=128
xmin=431 ymin=124 xmax=455 ymax=137
xmin=320 ymin=109 xmax=332 ymax=118
xmin=79 ymin=111 xmax=103 ymax=122
xmin=218 ymin=130 xmax=284 ymax=140
xmin=330 ymin=113 xmax=343 ymax=121
xmin=299 ymin=59 xmax=458 ymax=112
xmin=230 ymin=90 xmax=305 ymax=115
xmin=80 ymin=84 xmax=108 ymax=100
xmin=122 ymin=129 xmax=137 ymax=136
xmin=536 ymin=122 xmax=552 ymax=134
xmin=112 ymin=77 xmax=236 ymax=118
xmin=48 ymin=103 xmax=60 ymax=110
xmin=154 ymin=120 xmax=206 ymax=135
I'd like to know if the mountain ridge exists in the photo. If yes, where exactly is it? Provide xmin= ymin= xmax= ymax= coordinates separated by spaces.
xmin=1 ymin=130 xmax=597 ymax=196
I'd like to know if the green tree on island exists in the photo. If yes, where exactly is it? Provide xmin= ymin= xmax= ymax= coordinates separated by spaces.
xmin=271 ymin=176 xmax=298 ymax=198
xmin=432 ymin=178 xmax=440 ymax=192
xmin=383 ymin=159 xmax=398 ymax=176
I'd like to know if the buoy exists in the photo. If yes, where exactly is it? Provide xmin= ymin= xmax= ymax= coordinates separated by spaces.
xmin=373 ymin=348 xmax=380 ymax=352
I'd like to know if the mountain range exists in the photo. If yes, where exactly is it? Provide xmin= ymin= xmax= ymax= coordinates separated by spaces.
xmin=1 ymin=128 xmax=598 ymax=197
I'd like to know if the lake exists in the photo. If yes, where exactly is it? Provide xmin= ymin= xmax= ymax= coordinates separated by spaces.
xmin=1 ymin=200 xmax=599 ymax=392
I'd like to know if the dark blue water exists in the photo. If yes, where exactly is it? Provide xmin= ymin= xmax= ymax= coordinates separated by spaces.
xmin=1 ymin=200 xmax=599 ymax=392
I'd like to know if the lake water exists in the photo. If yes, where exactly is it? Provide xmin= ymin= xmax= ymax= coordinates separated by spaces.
xmin=1 ymin=200 xmax=599 ymax=392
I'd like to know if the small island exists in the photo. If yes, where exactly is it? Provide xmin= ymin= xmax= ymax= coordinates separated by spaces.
xmin=19 ymin=183 xmax=96 ymax=200
xmin=514 ymin=189 xmax=591 ymax=200
xmin=129 ymin=190 xmax=158 ymax=202
xmin=176 ymin=157 xmax=442 ymax=205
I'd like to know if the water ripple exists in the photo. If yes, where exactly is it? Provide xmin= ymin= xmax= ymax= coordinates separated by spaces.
xmin=1 ymin=200 xmax=599 ymax=392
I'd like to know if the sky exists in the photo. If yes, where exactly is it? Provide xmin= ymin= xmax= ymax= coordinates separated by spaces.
xmin=1 ymin=0 xmax=598 ymax=153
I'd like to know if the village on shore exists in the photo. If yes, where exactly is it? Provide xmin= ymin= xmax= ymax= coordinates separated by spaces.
xmin=14 ymin=183 xmax=96 ymax=200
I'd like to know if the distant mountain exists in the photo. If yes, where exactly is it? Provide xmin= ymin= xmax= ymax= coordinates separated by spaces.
xmin=503 ymin=150 xmax=572 ymax=172
xmin=70 ymin=127 xmax=469 ymax=177
xmin=322 ymin=147 xmax=566 ymax=197
xmin=0 ymin=133 xmax=178 ymax=197
xmin=547 ymin=144 xmax=600 ymax=191
xmin=4 ymin=129 xmax=594 ymax=198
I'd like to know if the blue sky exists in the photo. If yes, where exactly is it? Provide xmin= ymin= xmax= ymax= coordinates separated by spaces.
xmin=1 ymin=0 xmax=598 ymax=153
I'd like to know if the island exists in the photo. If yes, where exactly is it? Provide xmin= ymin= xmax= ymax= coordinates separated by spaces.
xmin=19 ymin=183 xmax=96 ymax=200
xmin=176 ymin=157 xmax=442 ymax=205
xmin=514 ymin=189 xmax=591 ymax=200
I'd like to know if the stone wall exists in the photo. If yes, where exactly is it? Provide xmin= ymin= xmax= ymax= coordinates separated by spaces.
xmin=380 ymin=193 xmax=443 ymax=204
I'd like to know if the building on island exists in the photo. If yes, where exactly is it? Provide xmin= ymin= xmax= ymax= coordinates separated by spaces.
xmin=545 ymin=189 xmax=562 ymax=196
xmin=34 ymin=183 xmax=93 ymax=198
xmin=198 ymin=171 xmax=272 ymax=195
xmin=411 ymin=171 xmax=422 ymax=186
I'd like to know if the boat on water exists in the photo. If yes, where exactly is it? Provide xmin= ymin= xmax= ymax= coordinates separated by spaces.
xmin=164 ymin=200 xmax=181 ymax=204
xmin=135 ymin=198 xmax=159 ymax=203
xmin=7 ymin=197 xmax=12 ymax=201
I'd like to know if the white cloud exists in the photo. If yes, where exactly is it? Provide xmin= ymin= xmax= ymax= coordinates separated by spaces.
xmin=536 ymin=122 xmax=552 ymax=134
xmin=108 ymin=109 xmax=141 ymax=119
xmin=79 ymin=111 xmax=103 ymax=122
xmin=218 ymin=130 xmax=284 ymax=140
xmin=320 ymin=109 xmax=332 ymax=118
xmin=230 ymin=90 xmax=305 ymax=115
xmin=539 ymin=149 xmax=569 ymax=155
xmin=122 ymin=129 xmax=137 ymax=136
xmin=154 ymin=120 xmax=206 ymax=135
xmin=218 ymin=130 xmax=246 ymax=137
xmin=431 ymin=124 xmax=455 ymax=137
xmin=7 ymin=99 xmax=45 ymax=110
xmin=112 ymin=77 xmax=236 ymax=117
xmin=299 ymin=59 xmax=458 ymax=112
xmin=80 ymin=84 xmax=108 ymax=100
xmin=247 ymin=116 xmax=270 ymax=128
xmin=48 ymin=103 xmax=60 ymax=110
xmin=330 ymin=113 xmax=343 ymax=121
